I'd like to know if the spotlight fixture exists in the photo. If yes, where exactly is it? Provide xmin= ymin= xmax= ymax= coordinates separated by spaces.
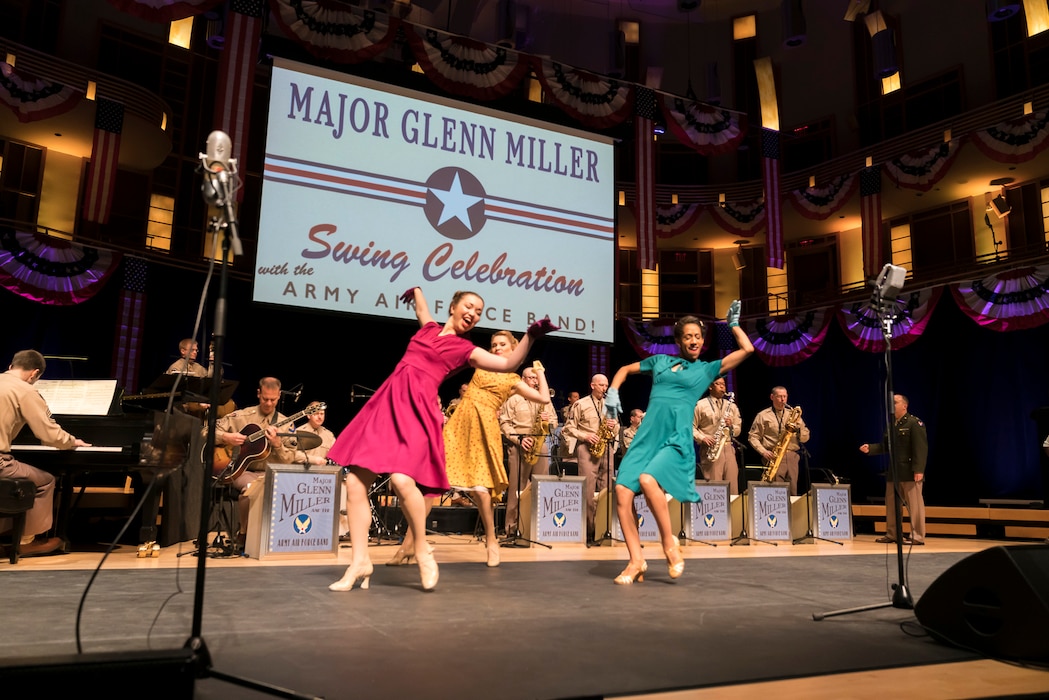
xmin=987 ymin=1 xmax=1021 ymax=21
xmin=732 ymin=240 xmax=748 ymax=271
xmin=989 ymin=193 xmax=1011 ymax=219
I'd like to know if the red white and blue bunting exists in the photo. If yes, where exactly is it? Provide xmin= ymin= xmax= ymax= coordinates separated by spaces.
xmin=707 ymin=198 xmax=764 ymax=237
xmin=0 ymin=227 xmax=121 ymax=306
xmin=950 ymin=265 xmax=1049 ymax=331
xmin=661 ymin=96 xmax=747 ymax=156
xmin=0 ymin=64 xmax=83 ymax=123
xmin=533 ymin=60 xmax=633 ymax=129
xmin=970 ymin=109 xmax=1049 ymax=164
xmin=622 ymin=317 xmax=683 ymax=358
xmin=788 ymin=173 xmax=856 ymax=221
xmin=270 ymin=1 xmax=397 ymax=65
xmin=655 ymin=203 xmax=705 ymax=238
xmin=883 ymin=140 xmax=960 ymax=192
xmin=837 ymin=286 xmax=941 ymax=353
xmin=742 ymin=309 xmax=831 ymax=367
xmin=404 ymin=27 xmax=531 ymax=100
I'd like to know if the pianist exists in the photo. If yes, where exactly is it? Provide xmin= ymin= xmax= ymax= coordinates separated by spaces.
xmin=0 ymin=349 xmax=90 ymax=557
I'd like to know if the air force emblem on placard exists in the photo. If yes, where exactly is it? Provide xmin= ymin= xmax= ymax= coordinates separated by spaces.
xmin=829 ymin=514 xmax=839 ymax=528
xmin=293 ymin=514 xmax=313 ymax=534
xmin=552 ymin=512 xmax=567 ymax=528
xmin=703 ymin=512 xmax=716 ymax=528
xmin=766 ymin=514 xmax=778 ymax=528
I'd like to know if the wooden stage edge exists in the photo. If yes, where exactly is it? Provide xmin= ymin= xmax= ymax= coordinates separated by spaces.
xmin=852 ymin=503 xmax=1049 ymax=540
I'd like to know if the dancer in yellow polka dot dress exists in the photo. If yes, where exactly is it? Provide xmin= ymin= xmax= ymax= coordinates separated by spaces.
xmin=394 ymin=331 xmax=551 ymax=569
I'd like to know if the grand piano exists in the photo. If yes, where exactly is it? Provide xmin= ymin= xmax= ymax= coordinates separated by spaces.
xmin=10 ymin=379 xmax=203 ymax=550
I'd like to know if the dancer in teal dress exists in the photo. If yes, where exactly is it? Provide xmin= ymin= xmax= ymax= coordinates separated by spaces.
xmin=604 ymin=301 xmax=753 ymax=584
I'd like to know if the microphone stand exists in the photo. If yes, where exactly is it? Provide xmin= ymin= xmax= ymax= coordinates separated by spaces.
xmin=814 ymin=287 xmax=913 ymax=621
xmin=792 ymin=444 xmax=842 ymax=546
xmin=731 ymin=438 xmax=776 ymax=546
xmin=502 ymin=432 xmax=551 ymax=549
xmin=184 ymin=155 xmax=319 ymax=700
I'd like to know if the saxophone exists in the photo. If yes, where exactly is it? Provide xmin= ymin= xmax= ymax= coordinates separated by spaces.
xmin=706 ymin=392 xmax=735 ymax=462
xmin=762 ymin=406 xmax=802 ymax=482
xmin=523 ymin=406 xmax=552 ymax=465
xmin=590 ymin=418 xmax=618 ymax=459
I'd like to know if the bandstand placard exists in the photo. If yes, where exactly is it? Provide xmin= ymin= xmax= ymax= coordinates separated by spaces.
xmin=525 ymin=475 xmax=587 ymax=544
xmin=812 ymin=483 xmax=853 ymax=540
xmin=747 ymin=481 xmax=792 ymax=541
xmin=247 ymin=464 xmax=342 ymax=559
xmin=688 ymin=481 xmax=732 ymax=541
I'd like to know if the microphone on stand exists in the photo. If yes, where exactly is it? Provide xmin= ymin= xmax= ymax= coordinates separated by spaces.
xmin=199 ymin=130 xmax=243 ymax=256
xmin=350 ymin=389 xmax=355 ymax=404
xmin=294 ymin=386 xmax=302 ymax=402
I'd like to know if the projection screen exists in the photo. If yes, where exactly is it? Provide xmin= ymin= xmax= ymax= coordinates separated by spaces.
xmin=254 ymin=58 xmax=616 ymax=342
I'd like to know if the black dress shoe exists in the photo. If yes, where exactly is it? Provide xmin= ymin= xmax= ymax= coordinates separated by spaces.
xmin=19 ymin=536 xmax=64 ymax=557
xmin=874 ymin=536 xmax=895 ymax=543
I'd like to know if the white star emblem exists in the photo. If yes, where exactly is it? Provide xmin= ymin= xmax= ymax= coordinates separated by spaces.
xmin=430 ymin=172 xmax=483 ymax=230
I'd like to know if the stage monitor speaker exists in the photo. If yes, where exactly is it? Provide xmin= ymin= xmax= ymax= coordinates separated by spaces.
xmin=914 ymin=544 xmax=1049 ymax=662
xmin=0 ymin=648 xmax=196 ymax=698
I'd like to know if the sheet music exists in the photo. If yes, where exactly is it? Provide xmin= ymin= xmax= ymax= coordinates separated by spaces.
xmin=34 ymin=379 xmax=119 ymax=416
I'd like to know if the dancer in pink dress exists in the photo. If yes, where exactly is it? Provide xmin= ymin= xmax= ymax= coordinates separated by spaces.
xmin=328 ymin=287 xmax=556 ymax=592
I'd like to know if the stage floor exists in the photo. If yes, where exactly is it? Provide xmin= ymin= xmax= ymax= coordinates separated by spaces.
xmin=2 ymin=534 xmax=1047 ymax=699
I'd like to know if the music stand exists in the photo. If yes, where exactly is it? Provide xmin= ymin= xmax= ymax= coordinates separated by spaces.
xmin=593 ymin=437 xmax=622 ymax=546
xmin=502 ymin=433 xmax=551 ymax=549
xmin=730 ymin=442 xmax=776 ymax=547
xmin=792 ymin=445 xmax=842 ymax=546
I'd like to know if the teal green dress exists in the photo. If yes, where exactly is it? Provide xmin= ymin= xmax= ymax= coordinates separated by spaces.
xmin=616 ymin=354 xmax=722 ymax=503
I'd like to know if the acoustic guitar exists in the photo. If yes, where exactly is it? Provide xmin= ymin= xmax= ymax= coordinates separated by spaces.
xmin=211 ymin=402 xmax=326 ymax=484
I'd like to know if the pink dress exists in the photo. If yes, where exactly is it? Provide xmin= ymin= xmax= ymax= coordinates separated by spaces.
xmin=328 ymin=322 xmax=476 ymax=495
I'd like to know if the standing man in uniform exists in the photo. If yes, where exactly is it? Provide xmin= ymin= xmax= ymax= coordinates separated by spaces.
xmin=748 ymin=386 xmax=809 ymax=496
xmin=498 ymin=365 xmax=558 ymax=538
xmin=694 ymin=377 xmax=742 ymax=494
xmin=0 ymin=350 xmax=89 ymax=556
xmin=562 ymin=374 xmax=618 ymax=543
xmin=209 ymin=377 xmax=298 ymax=546
xmin=860 ymin=393 xmax=928 ymax=545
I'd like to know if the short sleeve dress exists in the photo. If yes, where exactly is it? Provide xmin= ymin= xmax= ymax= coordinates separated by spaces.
xmin=443 ymin=369 xmax=521 ymax=497
xmin=615 ymin=354 xmax=722 ymax=503
xmin=328 ymin=322 xmax=476 ymax=496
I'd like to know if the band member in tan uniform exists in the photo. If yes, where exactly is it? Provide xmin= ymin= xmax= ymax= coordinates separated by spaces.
xmin=747 ymin=386 xmax=809 ymax=496
xmin=693 ymin=377 xmax=742 ymax=494
xmin=209 ymin=377 xmax=297 ymax=544
xmin=620 ymin=409 xmax=644 ymax=455
xmin=0 ymin=350 xmax=89 ymax=556
xmin=498 ymin=365 xmax=558 ymax=537
xmin=562 ymin=374 xmax=619 ymax=543
xmin=166 ymin=338 xmax=209 ymax=377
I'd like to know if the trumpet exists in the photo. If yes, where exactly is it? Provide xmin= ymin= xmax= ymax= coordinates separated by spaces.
xmin=762 ymin=405 xmax=802 ymax=482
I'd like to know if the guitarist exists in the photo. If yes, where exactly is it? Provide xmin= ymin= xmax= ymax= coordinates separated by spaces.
xmin=210 ymin=376 xmax=298 ymax=546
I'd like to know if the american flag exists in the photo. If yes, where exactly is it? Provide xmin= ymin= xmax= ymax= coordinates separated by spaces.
xmin=762 ymin=128 xmax=783 ymax=269
xmin=635 ymin=87 xmax=657 ymax=271
xmin=213 ymin=0 xmax=265 ymax=202
xmin=860 ymin=165 xmax=884 ymax=279
xmin=111 ymin=257 xmax=147 ymax=393
xmin=590 ymin=344 xmax=609 ymax=378
xmin=82 ymin=98 xmax=123 ymax=224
